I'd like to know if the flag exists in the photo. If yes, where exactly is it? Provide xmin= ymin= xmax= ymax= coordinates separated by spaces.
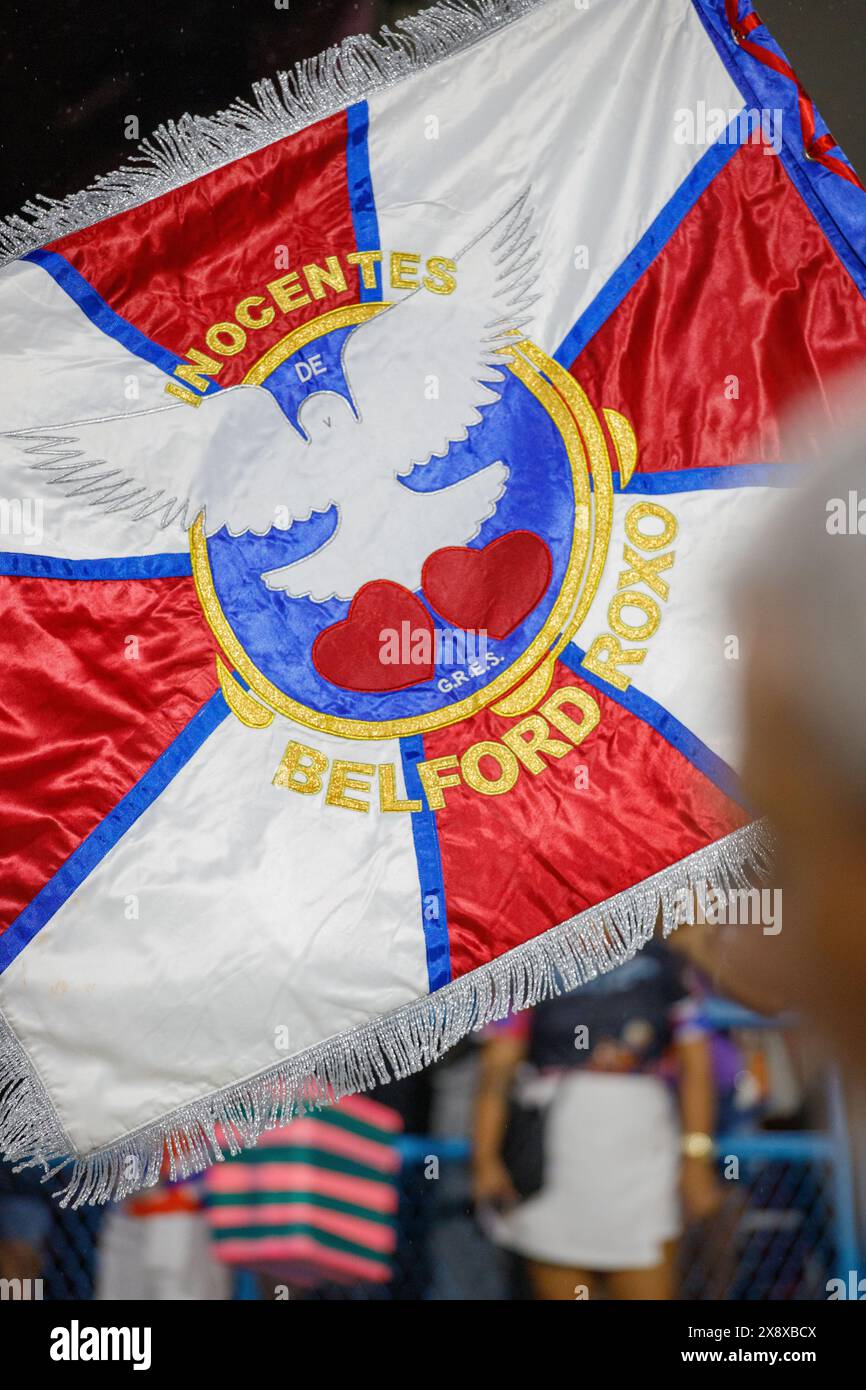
xmin=1 ymin=0 xmax=864 ymax=1204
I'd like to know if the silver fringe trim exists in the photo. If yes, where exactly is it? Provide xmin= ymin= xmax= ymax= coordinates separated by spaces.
xmin=0 ymin=819 xmax=774 ymax=1207
xmin=0 ymin=1012 xmax=74 ymax=1170
xmin=0 ymin=0 xmax=547 ymax=266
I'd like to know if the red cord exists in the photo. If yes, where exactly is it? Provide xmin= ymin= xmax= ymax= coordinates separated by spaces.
xmin=724 ymin=0 xmax=864 ymax=190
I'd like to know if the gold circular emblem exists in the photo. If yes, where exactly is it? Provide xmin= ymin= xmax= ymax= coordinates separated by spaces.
xmin=190 ymin=304 xmax=625 ymax=739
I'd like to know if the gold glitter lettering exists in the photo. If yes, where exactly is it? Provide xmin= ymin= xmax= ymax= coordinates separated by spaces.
xmin=581 ymin=635 xmax=646 ymax=692
xmin=272 ymin=740 xmax=329 ymax=794
xmin=624 ymin=501 xmax=678 ymax=552
xmin=501 ymin=715 xmax=572 ymax=774
xmin=460 ymin=741 xmax=520 ymax=796
xmin=326 ymin=759 xmax=375 ymax=812
xmin=303 ymin=257 xmax=348 ymax=301
xmin=267 ymin=272 xmax=311 ymax=313
xmin=539 ymin=687 xmax=601 ymax=745
xmin=378 ymin=763 xmax=422 ymax=814
xmin=417 ymin=756 xmax=461 ymax=810
xmin=235 ymin=296 xmax=275 ymax=330
xmin=390 ymin=252 xmax=421 ymax=290
xmin=423 ymin=256 xmax=457 ymax=295
xmin=608 ymin=590 xmax=660 ymax=643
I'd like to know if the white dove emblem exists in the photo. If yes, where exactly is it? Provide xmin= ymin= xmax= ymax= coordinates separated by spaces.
xmin=13 ymin=192 xmax=538 ymax=604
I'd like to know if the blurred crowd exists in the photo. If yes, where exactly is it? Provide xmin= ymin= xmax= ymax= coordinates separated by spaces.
xmin=0 ymin=984 xmax=825 ymax=1302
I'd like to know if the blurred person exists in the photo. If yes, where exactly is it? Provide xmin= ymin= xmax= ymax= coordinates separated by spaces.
xmin=425 ymin=1041 xmax=511 ymax=1301
xmin=695 ymin=388 xmax=866 ymax=1262
xmin=0 ymin=1161 xmax=54 ymax=1290
xmin=472 ymin=942 xmax=721 ymax=1300
xmin=726 ymin=391 xmax=866 ymax=1078
xmin=97 ymin=1170 xmax=230 ymax=1301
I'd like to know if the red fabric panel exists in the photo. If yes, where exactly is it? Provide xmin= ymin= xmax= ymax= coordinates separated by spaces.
xmin=426 ymin=660 xmax=747 ymax=979
xmin=0 ymin=576 xmax=217 ymax=930
xmin=570 ymin=140 xmax=866 ymax=474
xmin=48 ymin=112 xmax=358 ymax=385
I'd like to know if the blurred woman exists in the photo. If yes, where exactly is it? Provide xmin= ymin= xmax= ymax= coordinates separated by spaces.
xmin=472 ymin=942 xmax=721 ymax=1300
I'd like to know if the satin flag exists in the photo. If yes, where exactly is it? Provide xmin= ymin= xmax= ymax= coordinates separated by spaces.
xmin=1 ymin=0 xmax=865 ymax=1203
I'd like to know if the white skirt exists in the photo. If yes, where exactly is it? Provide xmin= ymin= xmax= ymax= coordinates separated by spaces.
xmin=496 ymin=1070 xmax=682 ymax=1271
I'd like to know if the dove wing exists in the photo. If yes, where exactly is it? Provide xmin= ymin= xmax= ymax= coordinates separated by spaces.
xmin=340 ymin=191 xmax=538 ymax=478
xmin=2 ymin=384 xmax=335 ymax=540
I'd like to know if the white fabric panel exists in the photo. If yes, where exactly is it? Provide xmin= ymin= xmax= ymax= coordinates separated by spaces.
xmin=367 ymin=0 xmax=742 ymax=354
xmin=574 ymin=486 xmax=790 ymax=770
xmin=0 ymin=712 xmax=429 ymax=1152
xmin=0 ymin=259 xmax=184 ymax=559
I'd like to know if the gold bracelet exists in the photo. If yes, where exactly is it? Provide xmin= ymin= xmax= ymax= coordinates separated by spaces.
xmin=681 ymin=1131 xmax=714 ymax=1159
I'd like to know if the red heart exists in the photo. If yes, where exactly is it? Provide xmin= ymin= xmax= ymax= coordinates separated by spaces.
xmin=422 ymin=530 xmax=553 ymax=640
xmin=312 ymin=580 xmax=435 ymax=692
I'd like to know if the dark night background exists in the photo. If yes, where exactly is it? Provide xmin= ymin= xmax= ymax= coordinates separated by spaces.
xmin=0 ymin=1 xmax=863 ymax=222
